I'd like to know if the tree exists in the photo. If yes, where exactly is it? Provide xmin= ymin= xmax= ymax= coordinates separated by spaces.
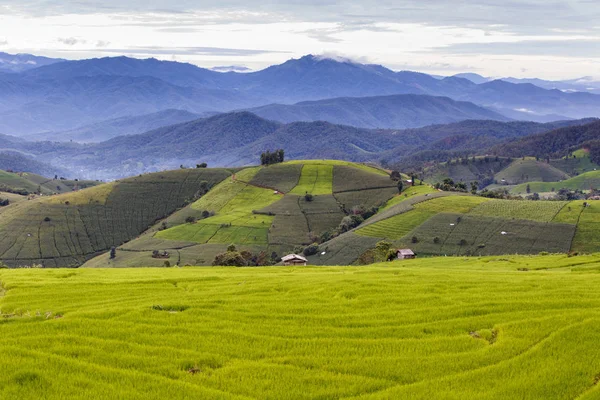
xmin=303 ymin=243 xmax=319 ymax=257
xmin=110 ymin=246 xmax=116 ymax=259
xmin=260 ymin=149 xmax=285 ymax=166
xmin=185 ymin=216 xmax=196 ymax=223
xmin=375 ymin=241 xmax=395 ymax=262
xmin=470 ymin=182 xmax=478 ymax=195
xmin=411 ymin=174 xmax=416 ymax=187
xmin=390 ymin=170 xmax=401 ymax=181
xmin=304 ymin=193 xmax=314 ymax=202
xmin=196 ymin=163 xmax=208 ymax=168
xmin=526 ymin=184 xmax=531 ymax=194
xmin=397 ymin=180 xmax=403 ymax=193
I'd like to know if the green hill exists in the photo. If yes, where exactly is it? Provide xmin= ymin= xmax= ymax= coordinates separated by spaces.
xmin=0 ymin=169 xmax=101 ymax=196
xmin=549 ymin=149 xmax=600 ymax=175
xmin=0 ymin=168 xmax=232 ymax=267
xmin=2 ymin=255 xmax=600 ymax=399
xmin=494 ymin=159 xmax=570 ymax=185
xmin=511 ymin=170 xmax=600 ymax=194
xmin=309 ymin=191 xmax=600 ymax=265
xmin=423 ymin=156 xmax=513 ymax=187
xmin=84 ymin=160 xmax=398 ymax=268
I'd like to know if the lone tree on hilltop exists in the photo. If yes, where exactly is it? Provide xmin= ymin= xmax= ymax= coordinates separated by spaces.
xmin=261 ymin=149 xmax=285 ymax=166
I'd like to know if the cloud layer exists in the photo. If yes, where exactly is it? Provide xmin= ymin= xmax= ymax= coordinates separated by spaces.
xmin=0 ymin=1 xmax=598 ymax=79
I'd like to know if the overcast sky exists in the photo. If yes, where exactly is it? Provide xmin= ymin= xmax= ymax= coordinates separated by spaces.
xmin=0 ymin=0 xmax=599 ymax=79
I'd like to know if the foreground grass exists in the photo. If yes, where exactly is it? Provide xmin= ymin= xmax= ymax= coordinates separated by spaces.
xmin=2 ymin=255 xmax=600 ymax=399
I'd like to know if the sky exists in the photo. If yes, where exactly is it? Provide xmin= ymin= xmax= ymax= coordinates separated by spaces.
xmin=0 ymin=0 xmax=599 ymax=79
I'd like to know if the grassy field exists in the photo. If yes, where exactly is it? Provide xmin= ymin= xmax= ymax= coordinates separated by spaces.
xmin=495 ymin=159 xmax=569 ymax=185
xmin=0 ymin=170 xmax=101 ymax=195
xmin=0 ymin=169 xmax=232 ymax=267
xmin=357 ymin=196 xmax=488 ymax=240
xmin=2 ymin=255 xmax=600 ymax=399
xmin=550 ymin=149 xmax=600 ymax=176
xmin=511 ymin=170 xmax=600 ymax=194
xmin=381 ymin=185 xmax=437 ymax=211
xmin=157 ymin=181 xmax=280 ymax=245
xmin=469 ymin=200 xmax=568 ymax=222
xmin=249 ymin=164 xmax=302 ymax=193
xmin=289 ymin=164 xmax=334 ymax=195
xmin=0 ymin=191 xmax=26 ymax=205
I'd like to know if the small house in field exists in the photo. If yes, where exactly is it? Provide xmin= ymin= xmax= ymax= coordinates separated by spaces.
xmin=397 ymin=249 xmax=416 ymax=260
xmin=282 ymin=254 xmax=308 ymax=266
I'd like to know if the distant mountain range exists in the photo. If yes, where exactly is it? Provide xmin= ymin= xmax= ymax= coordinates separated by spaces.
xmin=0 ymin=111 xmax=593 ymax=180
xmin=1 ymin=53 xmax=600 ymax=137
xmin=454 ymin=72 xmax=600 ymax=94
xmin=27 ymin=109 xmax=206 ymax=143
xmin=247 ymin=94 xmax=510 ymax=129
xmin=0 ymin=52 xmax=64 ymax=73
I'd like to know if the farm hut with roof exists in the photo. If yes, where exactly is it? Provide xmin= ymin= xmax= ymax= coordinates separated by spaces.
xmin=397 ymin=249 xmax=416 ymax=260
xmin=282 ymin=254 xmax=308 ymax=266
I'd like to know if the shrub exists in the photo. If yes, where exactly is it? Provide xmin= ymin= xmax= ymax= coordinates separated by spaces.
xmin=304 ymin=193 xmax=314 ymax=202
xmin=433 ymin=237 xmax=441 ymax=244
xmin=411 ymin=236 xmax=419 ymax=244
xmin=303 ymin=243 xmax=319 ymax=257
xmin=44 ymin=217 xmax=51 ymax=222
xmin=459 ymin=239 xmax=468 ymax=246
xmin=212 ymin=251 xmax=248 ymax=267
xmin=164 ymin=261 xmax=171 ymax=268
xmin=196 ymin=163 xmax=208 ymax=168
xmin=201 ymin=210 xmax=210 ymax=219
xmin=185 ymin=216 xmax=196 ymax=224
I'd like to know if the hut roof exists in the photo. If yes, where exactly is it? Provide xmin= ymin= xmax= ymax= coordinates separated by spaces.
xmin=282 ymin=254 xmax=308 ymax=262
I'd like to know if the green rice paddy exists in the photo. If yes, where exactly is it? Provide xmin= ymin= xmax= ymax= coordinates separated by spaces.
xmin=2 ymin=255 xmax=600 ymax=399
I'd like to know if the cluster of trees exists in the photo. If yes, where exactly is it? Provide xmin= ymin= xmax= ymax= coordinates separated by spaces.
xmin=213 ymin=244 xmax=276 ymax=267
xmin=434 ymin=178 xmax=477 ymax=194
xmin=260 ymin=149 xmax=285 ymax=166
xmin=357 ymin=241 xmax=398 ymax=265
xmin=0 ymin=198 xmax=9 ymax=207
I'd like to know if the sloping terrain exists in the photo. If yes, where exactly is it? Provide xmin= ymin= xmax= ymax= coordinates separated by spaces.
xmin=494 ymin=159 xmax=570 ymax=185
xmin=310 ymin=191 xmax=600 ymax=265
xmin=0 ymin=168 xmax=232 ymax=267
xmin=248 ymin=94 xmax=509 ymax=129
xmin=3 ymin=256 xmax=600 ymax=399
xmin=511 ymin=170 xmax=600 ymax=194
xmin=83 ymin=160 xmax=397 ymax=267
xmin=0 ymin=169 xmax=99 ymax=195
xmin=28 ymin=109 xmax=204 ymax=143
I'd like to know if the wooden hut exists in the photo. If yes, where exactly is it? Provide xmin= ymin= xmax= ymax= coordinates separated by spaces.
xmin=282 ymin=254 xmax=308 ymax=266
xmin=397 ymin=249 xmax=416 ymax=260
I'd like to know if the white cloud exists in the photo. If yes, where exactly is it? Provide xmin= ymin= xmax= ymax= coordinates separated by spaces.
xmin=0 ymin=6 xmax=597 ymax=79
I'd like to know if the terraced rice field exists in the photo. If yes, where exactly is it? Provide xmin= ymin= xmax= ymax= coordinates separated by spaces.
xmin=3 ymin=255 xmax=600 ymax=399
xmin=511 ymin=170 xmax=600 ymax=194
xmin=494 ymin=159 xmax=569 ymax=185
xmin=289 ymin=164 xmax=334 ymax=195
xmin=399 ymin=214 xmax=575 ymax=256
xmin=381 ymin=185 xmax=437 ymax=210
xmin=0 ymin=169 xmax=231 ymax=267
xmin=356 ymin=210 xmax=435 ymax=240
xmin=469 ymin=200 xmax=568 ymax=222
xmin=157 ymin=182 xmax=281 ymax=245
